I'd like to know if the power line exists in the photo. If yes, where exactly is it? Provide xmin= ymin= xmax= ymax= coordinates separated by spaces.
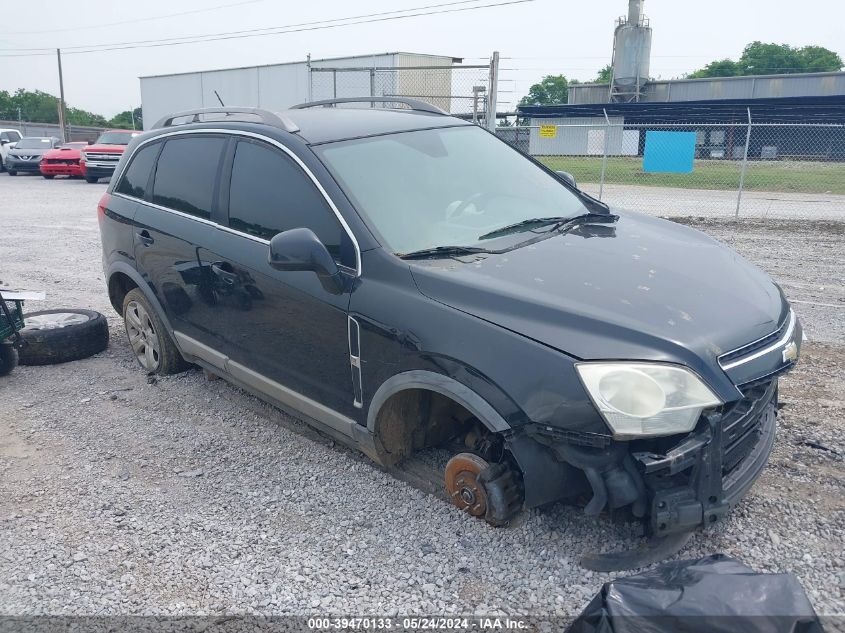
xmin=0 ymin=0 xmax=269 ymax=36
xmin=0 ymin=0 xmax=521 ymax=55
xmin=3 ymin=0 xmax=482 ymax=52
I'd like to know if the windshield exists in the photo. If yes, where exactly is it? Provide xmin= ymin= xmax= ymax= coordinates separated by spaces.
xmin=316 ymin=126 xmax=589 ymax=254
xmin=15 ymin=138 xmax=53 ymax=149
xmin=95 ymin=131 xmax=137 ymax=145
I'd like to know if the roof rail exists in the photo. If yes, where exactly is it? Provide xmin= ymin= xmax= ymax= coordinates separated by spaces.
xmin=152 ymin=107 xmax=300 ymax=133
xmin=290 ymin=97 xmax=447 ymax=115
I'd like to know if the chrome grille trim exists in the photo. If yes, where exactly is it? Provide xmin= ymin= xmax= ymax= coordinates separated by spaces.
xmin=719 ymin=309 xmax=796 ymax=371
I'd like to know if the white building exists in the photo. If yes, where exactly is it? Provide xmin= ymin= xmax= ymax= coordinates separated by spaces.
xmin=140 ymin=52 xmax=461 ymax=130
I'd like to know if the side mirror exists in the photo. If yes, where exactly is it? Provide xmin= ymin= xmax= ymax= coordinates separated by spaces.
xmin=268 ymin=227 xmax=344 ymax=294
xmin=556 ymin=170 xmax=577 ymax=188
xmin=88 ymin=140 xmax=95 ymax=145
xmin=0 ymin=139 xmax=8 ymax=145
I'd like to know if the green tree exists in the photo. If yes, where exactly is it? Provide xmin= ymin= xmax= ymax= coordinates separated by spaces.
xmin=67 ymin=107 xmax=108 ymax=127
xmin=595 ymin=64 xmax=613 ymax=83
xmin=796 ymin=45 xmax=844 ymax=72
xmin=518 ymin=75 xmax=571 ymax=107
xmin=689 ymin=42 xmax=842 ymax=78
xmin=0 ymin=88 xmax=112 ymax=127
xmin=688 ymin=59 xmax=740 ymax=78
xmin=108 ymin=107 xmax=142 ymax=129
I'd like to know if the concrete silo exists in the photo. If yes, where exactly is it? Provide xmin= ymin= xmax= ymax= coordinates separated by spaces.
xmin=610 ymin=0 xmax=653 ymax=102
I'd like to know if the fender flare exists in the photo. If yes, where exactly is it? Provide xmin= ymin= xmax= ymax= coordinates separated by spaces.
xmin=367 ymin=370 xmax=511 ymax=434
xmin=107 ymin=263 xmax=177 ymax=341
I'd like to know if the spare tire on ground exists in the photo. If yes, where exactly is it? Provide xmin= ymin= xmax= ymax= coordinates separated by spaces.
xmin=18 ymin=309 xmax=109 ymax=365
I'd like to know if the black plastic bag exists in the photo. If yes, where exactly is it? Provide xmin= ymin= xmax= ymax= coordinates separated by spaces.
xmin=567 ymin=554 xmax=823 ymax=633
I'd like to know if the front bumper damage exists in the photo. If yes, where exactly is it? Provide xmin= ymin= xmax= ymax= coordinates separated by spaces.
xmin=637 ymin=379 xmax=778 ymax=536
xmin=511 ymin=377 xmax=781 ymax=538
xmin=506 ymin=378 xmax=780 ymax=570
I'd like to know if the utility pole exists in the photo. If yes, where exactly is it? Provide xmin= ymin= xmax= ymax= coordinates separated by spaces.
xmin=56 ymin=48 xmax=67 ymax=142
xmin=306 ymin=53 xmax=312 ymax=103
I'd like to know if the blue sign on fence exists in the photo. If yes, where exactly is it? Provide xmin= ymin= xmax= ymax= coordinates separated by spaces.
xmin=643 ymin=131 xmax=697 ymax=174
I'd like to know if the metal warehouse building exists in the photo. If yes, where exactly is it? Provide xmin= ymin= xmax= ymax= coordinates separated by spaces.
xmin=568 ymin=70 xmax=845 ymax=105
xmin=518 ymin=94 xmax=845 ymax=160
xmin=140 ymin=51 xmax=461 ymax=130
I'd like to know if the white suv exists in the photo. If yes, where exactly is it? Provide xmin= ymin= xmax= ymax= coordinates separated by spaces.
xmin=0 ymin=129 xmax=23 ymax=171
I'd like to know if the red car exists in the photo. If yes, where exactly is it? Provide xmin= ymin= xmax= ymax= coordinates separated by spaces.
xmin=39 ymin=142 xmax=89 ymax=179
xmin=80 ymin=129 xmax=140 ymax=183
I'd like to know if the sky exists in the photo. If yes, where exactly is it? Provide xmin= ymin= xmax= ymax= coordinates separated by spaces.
xmin=0 ymin=0 xmax=843 ymax=118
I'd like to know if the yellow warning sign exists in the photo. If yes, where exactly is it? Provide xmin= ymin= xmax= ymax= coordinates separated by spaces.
xmin=539 ymin=124 xmax=557 ymax=139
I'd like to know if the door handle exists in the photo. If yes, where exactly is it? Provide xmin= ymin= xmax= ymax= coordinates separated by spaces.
xmin=136 ymin=230 xmax=154 ymax=246
xmin=210 ymin=263 xmax=238 ymax=285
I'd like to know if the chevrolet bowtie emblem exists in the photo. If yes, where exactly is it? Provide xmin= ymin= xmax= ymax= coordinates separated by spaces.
xmin=782 ymin=341 xmax=798 ymax=363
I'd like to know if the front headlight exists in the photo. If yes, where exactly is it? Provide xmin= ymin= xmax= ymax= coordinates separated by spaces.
xmin=576 ymin=362 xmax=721 ymax=439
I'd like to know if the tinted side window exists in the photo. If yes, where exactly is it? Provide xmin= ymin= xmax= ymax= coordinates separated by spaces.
xmin=115 ymin=143 xmax=158 ymax=199
xmin=228 ymin=140 xmax=348 ymax=264
xmin=152 ymin=137 xmax=225 ymax=220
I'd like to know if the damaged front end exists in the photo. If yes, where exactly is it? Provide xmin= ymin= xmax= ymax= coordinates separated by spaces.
xmin=637 ymin=378 xmax=778 ymax=536
xmin=507 ymin=375 xmax=784 ymax=570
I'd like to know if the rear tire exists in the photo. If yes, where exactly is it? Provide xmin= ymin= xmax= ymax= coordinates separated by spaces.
xmin=122 ymin=288 xmax=189 ymax=375
xmin=42 ymin=174 xmax=55 ymax=179
xmin=8 ymin=170 xmax=17 ymax=176
xmin=18 ymin=309 xmax=109 ymax=365
xmin=85 ymin=175 xmax=98 ymax=183
xmin=0 ymin=343 xmax=18 ymax=376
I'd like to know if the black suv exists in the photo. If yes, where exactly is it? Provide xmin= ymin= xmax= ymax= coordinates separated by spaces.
xmin=98 ymin=100 xmax=800 ymax=562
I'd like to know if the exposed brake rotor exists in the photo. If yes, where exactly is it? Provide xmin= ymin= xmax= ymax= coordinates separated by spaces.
xmin=445 ymin=452 xmax=490 ymax=517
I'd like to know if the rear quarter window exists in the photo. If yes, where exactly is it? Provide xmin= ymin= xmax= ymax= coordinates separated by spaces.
xmin=115 ymin=143 xmax=159 ymax=199
xmin=152 ymin=137 xmax=226 ymax=220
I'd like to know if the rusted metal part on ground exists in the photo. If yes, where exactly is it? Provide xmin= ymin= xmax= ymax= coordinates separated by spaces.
xmin=580 ymin=530 xmax=694 ymax=572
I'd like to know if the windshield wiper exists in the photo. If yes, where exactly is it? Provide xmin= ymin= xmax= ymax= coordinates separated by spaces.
xmin=478 ymin=212 xmax=618 ymax=241
xmin=398 ymin=245 xmax=490 ymax=260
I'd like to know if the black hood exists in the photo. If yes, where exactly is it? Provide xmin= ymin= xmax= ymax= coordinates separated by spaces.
xmin=408 ymin=212 xmax=787 ymax=380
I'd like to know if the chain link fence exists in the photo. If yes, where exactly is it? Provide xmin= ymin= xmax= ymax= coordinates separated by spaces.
xmin=499 ymin=117 xmax=845 ymax=222
xmin=309 ymin=63 xmax=493 ymax=122
xmin=0 ymin=119 xmax=105 ymax=143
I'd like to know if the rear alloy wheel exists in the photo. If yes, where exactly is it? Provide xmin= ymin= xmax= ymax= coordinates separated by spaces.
xmin=122 ymin=288 xmax=188 ymax=375
xmin=18 ymin=309 xmax=109 ymax=365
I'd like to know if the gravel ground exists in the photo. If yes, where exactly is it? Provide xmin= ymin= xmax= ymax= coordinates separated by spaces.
xmin=577 ymin=182 xmax=845 ymax=222
xmin=0 ymin=175 xmax=843 ymax=617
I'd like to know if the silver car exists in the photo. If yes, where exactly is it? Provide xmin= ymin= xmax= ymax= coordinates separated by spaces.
xmin=5 ymin=136 xmax=61 ymax=176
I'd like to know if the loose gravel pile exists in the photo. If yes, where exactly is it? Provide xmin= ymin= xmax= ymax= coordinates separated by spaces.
xmin=0 ymin=177 xmax=843 ymax=616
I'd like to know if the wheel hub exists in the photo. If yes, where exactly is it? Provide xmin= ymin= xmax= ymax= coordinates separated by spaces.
xmin=444 ymin=452 xmax=490 ymax=518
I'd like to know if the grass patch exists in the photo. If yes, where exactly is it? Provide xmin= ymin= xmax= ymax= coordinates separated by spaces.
xmin=537 ymin=156 xmax=845 ymax=195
